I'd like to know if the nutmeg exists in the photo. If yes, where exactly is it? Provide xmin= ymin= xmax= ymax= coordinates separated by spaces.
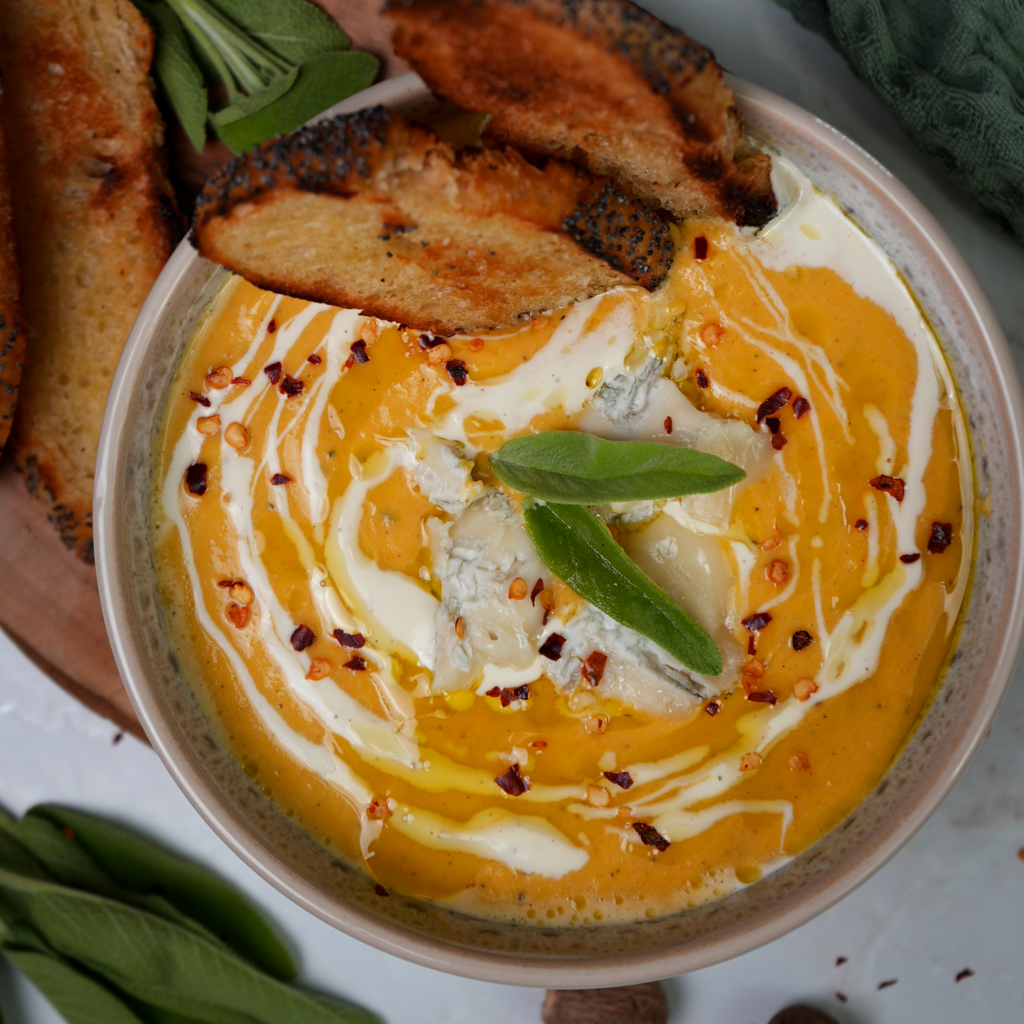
xmin=540 ymin=982 xmax=668 ymax=1024
xmin=767 ymin=1006 xmax=839 ymax=1024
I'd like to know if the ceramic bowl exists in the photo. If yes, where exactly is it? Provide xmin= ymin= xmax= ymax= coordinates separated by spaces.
xmin=94 ymin=73 xmax=1024 ymax=986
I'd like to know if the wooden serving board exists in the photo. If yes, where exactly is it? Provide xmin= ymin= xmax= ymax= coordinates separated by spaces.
xmin=0 ymin=1 xmax=406 ymax=741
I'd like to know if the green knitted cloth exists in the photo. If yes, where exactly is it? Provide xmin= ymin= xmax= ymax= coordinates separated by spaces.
xmin=774 ymin=0 xmax=1024 ymax=245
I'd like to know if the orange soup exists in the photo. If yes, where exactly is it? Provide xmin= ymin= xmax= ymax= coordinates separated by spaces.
xmin=153 ymin=155 xmax=971 ymax=926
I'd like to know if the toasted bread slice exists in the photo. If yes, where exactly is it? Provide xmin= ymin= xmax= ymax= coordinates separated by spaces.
xmin=193 ymin=107 xmax=674 ymax=336
xmin=0 ymin=0 xmax=180 ymax=561
xmin=0 ymin=77 xmax=25 ymax=455
xmin=386 ymin=0 xmax=776 ymax=226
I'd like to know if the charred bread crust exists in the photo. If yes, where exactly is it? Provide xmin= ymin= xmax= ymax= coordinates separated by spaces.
xmin=0 ymin=80 xmax=25 ymax=455
xmin=193 ymin=107 xmax=675 ymax=335
xmin=386 ymin=0 xmax=777 ymax=227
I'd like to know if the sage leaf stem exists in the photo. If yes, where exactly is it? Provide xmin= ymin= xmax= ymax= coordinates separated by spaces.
xmin=491 ymin=431 xmax=745 ymax=504
xmin=205 ymin=0 xmax=350 ymax=64
xmin=524 ymin=502 xmax=722 ymax=675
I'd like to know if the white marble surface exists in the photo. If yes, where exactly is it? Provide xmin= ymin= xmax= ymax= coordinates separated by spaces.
xmin=3 ymin=2 xmax=1024 ymax=1021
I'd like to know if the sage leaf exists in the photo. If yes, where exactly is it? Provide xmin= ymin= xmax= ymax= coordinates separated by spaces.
xmin=523 ymin=502 xmax=722 ymax=675
xmin=210 ymin=66 xmax=298 ymax=127
xmin=491 ymin=431 xmax=745 ymax=504
xmin=0 ymin=870 xmax=378 ymax=1024
xmin=2 ymin=949 xmax=145 ymax=1024
xmin=133 ymin=1 xmax=209 ymax=152
xmin=214 ymin=50 xmax=378 ymax=153
xmin=26 ymin=806 xmax=295 ymax=983
xmin=0 ymin=828 xmax=48 ymax=882
xmin=12 ymin=817 xmax=228 ymax=953
xmin=205 ymin=0 xmax=350 ymax=64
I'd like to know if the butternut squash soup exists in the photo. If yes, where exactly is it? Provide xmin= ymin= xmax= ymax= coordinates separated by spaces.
xmin=154 ymin=155 xmax=971 ymax=926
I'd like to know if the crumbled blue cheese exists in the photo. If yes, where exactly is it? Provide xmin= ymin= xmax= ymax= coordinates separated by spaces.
xmin=544 ymin=604 xmax=718 ymax=717
xmin=427 ymin=491 xmax=546 ymax=693
xmin=411 ymin=432 xmax=485 ymax=514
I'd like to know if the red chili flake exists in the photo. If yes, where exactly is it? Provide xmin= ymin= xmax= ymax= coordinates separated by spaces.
xmin=290 ymin=625 xmax=315 ymax=651
xmin=60 ymin=827 xmax=76 ymax=840
xmin=530 ymin=578 xmax=545 ymax=605
xmin=374 ymin=883 xmax=388 ymax=897
xmin=878 ymin=979 xmax=897 ymax=990
xmin=333 ymin=629 xmax=365 ymax=649
xmin=632 ymin=822 xmax=670 ymax=851
xmin=270 ymin=473 xmax=291 ymax=486
xmin=231 ymin=377 xmax=251 ymax=386
xmin=264 ymin=362 xmax=282 ymax=384
xmin=603 ymin=771 xmax=633 ymax=790
xmin=307 ymin=353 xmax=322 ymax=365
xmin=496 ymin=684 xmax=531 ymax=707
xmin=185 ymin=463 xmax=208 ymax=496
xmin=542 ymin=608 xmax=552 ymax=626
xmin=900 ymin=553 xmax=921 ymax=564
xmin=188 ymin=391 xmax=211 ymax=407
xmin=279 ymin=375 xmax=304 ymax=397
xmin=581 ymin=651 xmax=607 ymax=686
xmin=756 ymin=387 xmax=792 ymax=423
xmin=695 ymin=368 xmax=709 ymax=389
xmin=771 ymin=433 xmax=788 ymax=450
xmin=344 ymin=356 xmax=355 ymax=369
xmin=793 ymin=396 xmax=811 ymax=418
xmin=742 ymin=612 xmax=772 ymax=632
xmin=664 ymin=415 xmax=674 ymax=434
xmin=792 ymin=630 xmax=813 ymax=651
xmin=495 ymin=763 xmax=529 ymax=796
xmin=418 ymin=332 xmax=446 ymax=349
xmin=693 ymin=235 xmax=708 ymax=260
xmin=855 ymin=519 xmax=868 ymax=531
xmin=765 ymin=416 xmax=781 ymax=436
xmin=345 ymin=656 xmax=367 ymax=671
xmin=747 ymin=635 xmax=757 ymax=656
xmin=955 ymin=968 xmax=974 ymax=982
xmin=870 ymin=475 xmax=906 ymax=501
xmin=836 ymin=957 xmax=848 ymax=966
xmin=351 ymin=340 xmax=370 ymax=364
xmin=446 ymin=359 xmax=469 ymax=386
xmin=928 ymin=521 xmax=953 ymax=554
xmin=836 ymin=993 xmax=848 ymax=1003
xmin=485 ymin=687 xmax=501 ymax=698
xmin=267 ymin=318 xmax=277 ymax=334
xmin=538 ymin=634 xmax=565 ymax=660
xmin=705 ymin=700 xmax=721 ymax=716
xmin=747 ymin=690 xmax=778 ymax=705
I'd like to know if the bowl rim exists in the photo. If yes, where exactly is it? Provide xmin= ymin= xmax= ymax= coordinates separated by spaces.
xmin=94 ymin=72 xmax=1024 ymax=986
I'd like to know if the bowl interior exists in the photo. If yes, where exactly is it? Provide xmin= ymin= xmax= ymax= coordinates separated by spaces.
xmin=94 ymin=74 xmax=1024 ymax=987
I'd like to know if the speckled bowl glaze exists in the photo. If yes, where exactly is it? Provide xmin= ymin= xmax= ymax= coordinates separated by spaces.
xmin=94 ymin=74 xmax=1024 ymax=987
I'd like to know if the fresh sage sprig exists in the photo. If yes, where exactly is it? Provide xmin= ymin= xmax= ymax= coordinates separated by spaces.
xmin=524 ymin=501 xmax=723 ymax=676
xmin=25 ymin=805 xmax=295 ymax=982
xmin=490 ymin=431 xmax=745 ymax=504
xmin=492 ymin=430 xmax=739 ymax=674
xmin=0 ymin=805 xmax=378 ymax=1024
xmin=133 ymin=0 xmax=379 ymax=154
